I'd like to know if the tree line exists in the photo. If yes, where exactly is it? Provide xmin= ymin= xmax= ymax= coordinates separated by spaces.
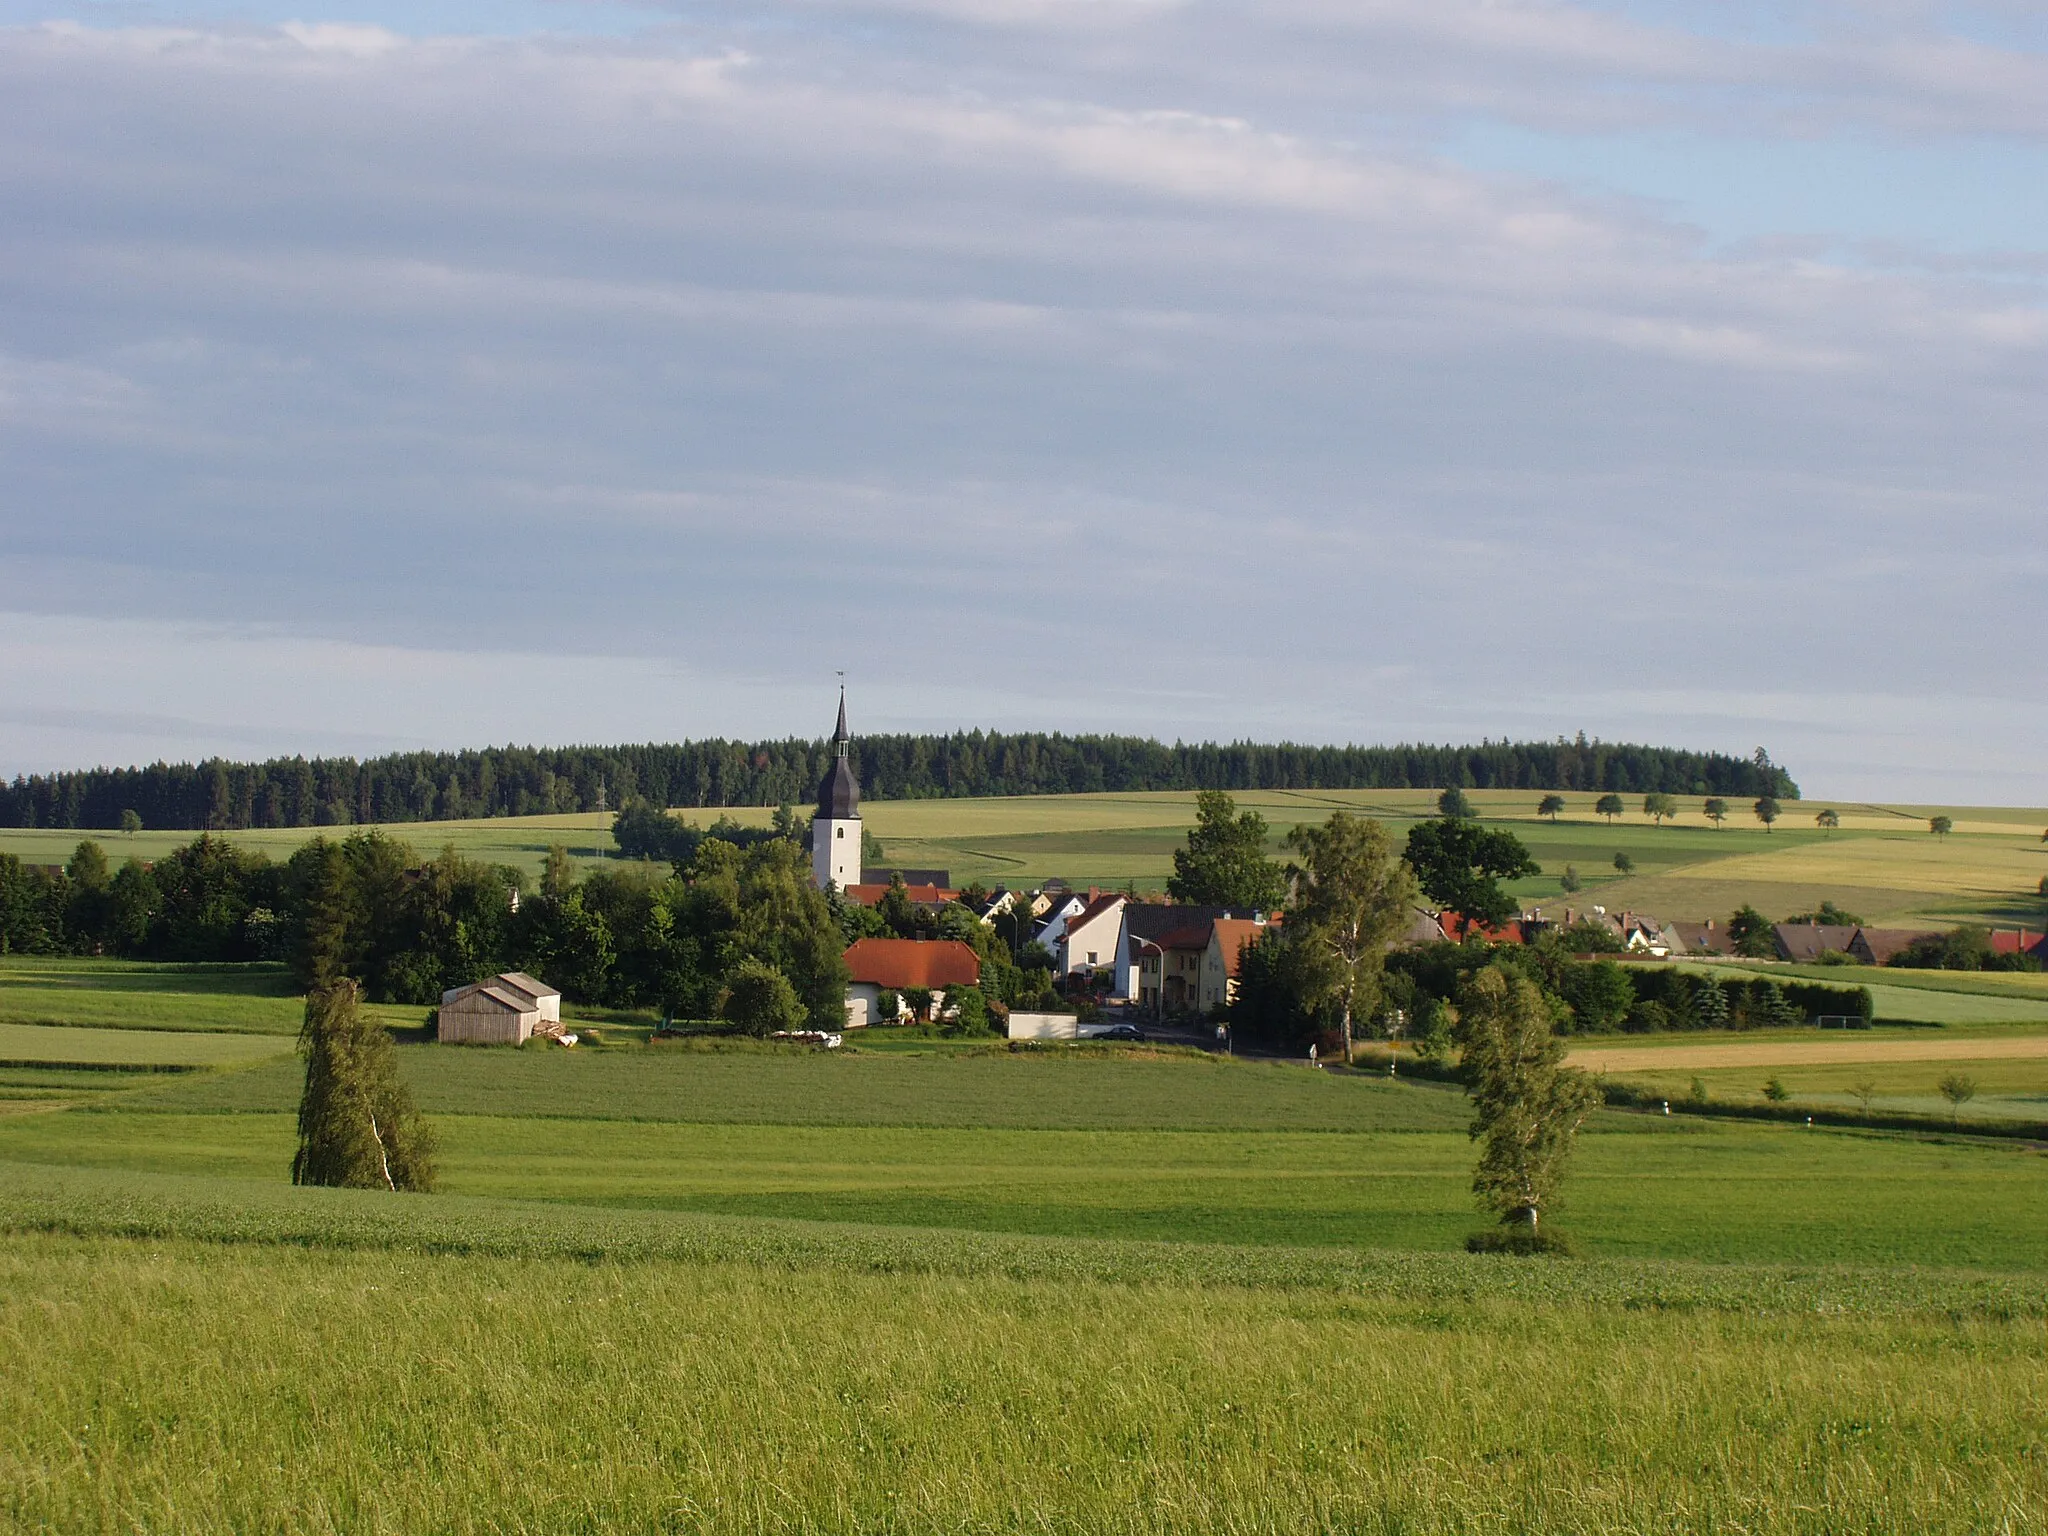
xmin=1 ymin=733 xmax=1798 ymax=831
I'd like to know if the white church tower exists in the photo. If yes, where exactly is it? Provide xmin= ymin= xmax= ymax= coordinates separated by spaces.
xmin=812 ymin=688 xmax=862 ymax=891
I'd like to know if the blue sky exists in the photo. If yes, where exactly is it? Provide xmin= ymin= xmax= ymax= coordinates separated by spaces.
xmin=0 ymin=0 xmax=2042 ymax=800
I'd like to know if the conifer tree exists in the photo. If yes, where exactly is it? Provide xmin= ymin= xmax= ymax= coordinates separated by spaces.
xmin=292 ymin=981 xmax=437 ymax=1192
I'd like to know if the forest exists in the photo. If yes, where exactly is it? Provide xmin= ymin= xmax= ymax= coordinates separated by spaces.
xmin=1 ymin=733 xmax=1797 ymax=831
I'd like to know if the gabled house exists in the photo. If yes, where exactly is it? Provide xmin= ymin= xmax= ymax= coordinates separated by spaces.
xmin=1990 ymin=928 xmax=2043 ymax=959
xmin=1032 ymin=892 xmax=1091 ymax=955
xmin=1199 ymin=917 xmax=1274 ymax=1012
xmin=1054 ymin=892 xmax=1127 ymax=977
xmin=1774 ymin=923 xmax=1860 ymax=964
xmin=841 ymin=938 xmax=981 ymax=1027
xmin=1848 ymin=927 xmax=1937 ymax=966
xmin=1666 ymin=920 xmax=1731 ymax=956
xmin=844 ymin=881 xmax=960 ymax=909
xmin=1113 ymin=904 xmax=1246 ymax=1004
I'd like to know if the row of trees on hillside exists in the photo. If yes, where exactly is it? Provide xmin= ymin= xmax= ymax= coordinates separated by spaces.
xmin=0 ymin=734 xmax=1798 ymax=831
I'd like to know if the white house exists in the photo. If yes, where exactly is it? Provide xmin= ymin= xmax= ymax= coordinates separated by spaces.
xmin=1054 ymin=892 xmax=1127 ymax=977
xmin=1031 ymin=892 xmax=1090 ymax=956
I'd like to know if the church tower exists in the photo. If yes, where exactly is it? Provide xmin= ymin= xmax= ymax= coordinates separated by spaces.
xmin=812 ymin=688 xmax=862 ymax=891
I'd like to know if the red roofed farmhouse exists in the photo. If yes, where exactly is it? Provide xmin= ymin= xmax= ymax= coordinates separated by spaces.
xmin=842 ymin=938 xmax=981 ymax=1027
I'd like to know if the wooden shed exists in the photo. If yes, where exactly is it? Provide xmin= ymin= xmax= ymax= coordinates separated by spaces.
xmin=437 ymin=972 xmax=562 ymax=1046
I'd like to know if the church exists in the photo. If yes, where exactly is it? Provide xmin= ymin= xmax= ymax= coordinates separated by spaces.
xmin=811 ymin=689 xmax=863 ymax=891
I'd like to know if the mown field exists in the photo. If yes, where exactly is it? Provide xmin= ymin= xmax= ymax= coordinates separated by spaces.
xmin=5 ymin=962 xmax=2048 ymax=1531
xmin=6 ymin=786 xmax=2047 ymax=925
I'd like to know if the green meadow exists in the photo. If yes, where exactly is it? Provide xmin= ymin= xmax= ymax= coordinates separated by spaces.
xmin=5 ymin=942 xmax=2048 ymax=1530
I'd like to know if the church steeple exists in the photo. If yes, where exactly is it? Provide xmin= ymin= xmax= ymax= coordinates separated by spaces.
xmin=813 ymin=686 xmax=861 ymax=890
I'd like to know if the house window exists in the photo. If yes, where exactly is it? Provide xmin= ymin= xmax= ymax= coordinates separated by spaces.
xmin=836 ymin=827 xmax=844 ymax=838
xmin=1087 ymin=951 xmax=1097 ymax=964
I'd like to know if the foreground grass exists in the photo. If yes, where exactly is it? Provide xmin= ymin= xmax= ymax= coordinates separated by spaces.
xmin=1 ymin=1224 xmax=2044 ymax=1535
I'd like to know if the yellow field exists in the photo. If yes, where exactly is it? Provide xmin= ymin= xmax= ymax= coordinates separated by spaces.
xmin=1569 ymin=1036 xmax=2048 ymax=1073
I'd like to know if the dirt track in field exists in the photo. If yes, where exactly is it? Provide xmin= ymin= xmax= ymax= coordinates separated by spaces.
xmin=1569 ymin=1036 xmax=2048 ymax=1073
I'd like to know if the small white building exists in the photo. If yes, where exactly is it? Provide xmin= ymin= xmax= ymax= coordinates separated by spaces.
xmin=1054 ymin=893 xmax=1128 ymax=977
xmin=438 ymin=971 xmax=562 ymax=1046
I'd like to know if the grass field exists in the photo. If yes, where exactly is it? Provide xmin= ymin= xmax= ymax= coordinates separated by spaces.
xmin=6 ymin=786 xmax=2047 ymax=927
xmin=6 ymin=961 xmax=2048 ymax=1531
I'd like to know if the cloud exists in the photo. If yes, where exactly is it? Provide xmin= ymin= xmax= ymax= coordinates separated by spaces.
xmin=0 ymin=11 xmax=2040 ymax=798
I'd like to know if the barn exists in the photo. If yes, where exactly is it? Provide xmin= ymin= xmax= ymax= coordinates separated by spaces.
xmin=437 ymin=971 xmax=563 ymax=1046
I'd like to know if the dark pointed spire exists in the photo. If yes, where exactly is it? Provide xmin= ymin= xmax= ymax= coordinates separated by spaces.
xmin=834 ymin=686 xmax=849 ymax=757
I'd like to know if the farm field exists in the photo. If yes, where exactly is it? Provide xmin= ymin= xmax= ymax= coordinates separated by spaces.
xmin=5 ymin=962 xmax=2048 ymax=1531
xmin=2 ymin=1227 xmax=2045 ymax=1535
xmin=5 ymin=786 xmax=2046 ymax=926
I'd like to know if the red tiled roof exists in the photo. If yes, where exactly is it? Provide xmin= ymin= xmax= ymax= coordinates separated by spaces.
xmin=1440 ymin=913 xmax=1525 ymax=945
xmin=1989 ymin=929 xmax=2042 ymax=956
xmin=1207 ymin=918 xmax=1270 ymax=978
xmin=844 ymin=883 xmax=960 ymax=907
xmin=842 ymin=938 xmax=982 ymax=990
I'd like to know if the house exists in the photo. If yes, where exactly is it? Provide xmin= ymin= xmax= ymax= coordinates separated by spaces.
xmin=1775 ymin=923 xmax=1860 ymax=963
xmin=1032 ymin=892 xmax=1092 ymax=955
xmin=968 ymin=888 xmax=1019 ymax=923
xmin=1054 ymin=892 xmax=1127 ymax=977
xmin=437 ymin=971 xmax=562 ymax=1045
xmin=841 ymin=937 xmax=981 ymax=1027
xmin=843 ymin=881 xmax=960 ymax=908
xmin=1848 ymin=927 xmax=1937 ymax=966
xmin=1666 ymin=920 xmax=1731 ymax=956
xmin=1990 ymin=928 xmax=2043 ymax=959
xmin=1439 ymin=912 xmax=1529 ymax=945
xmin=1619 ymin=914 xmax=1674 ymax=955
xmin=1198 ymin=917 xmax=1273 ymax=1012
xmin=1403 ymin=909 xmax=1449 ymax=946
xmin=1113 ymin=903 xmax=1246 ymax=1004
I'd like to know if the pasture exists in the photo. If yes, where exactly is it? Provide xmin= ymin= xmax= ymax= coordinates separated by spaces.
xmin=5 ymin=784 xmax=2046 ymax=925
xmin=5 ymin=962 xmax=2048 ymax=1531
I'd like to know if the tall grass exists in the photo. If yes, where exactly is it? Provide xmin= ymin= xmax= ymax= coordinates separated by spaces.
xmin=1 ymin=1231 xmax=2044 ymax=1534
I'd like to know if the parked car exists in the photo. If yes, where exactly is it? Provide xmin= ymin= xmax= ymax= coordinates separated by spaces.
xmin=1093 ymin=1023 xmax=1146 ymax=1042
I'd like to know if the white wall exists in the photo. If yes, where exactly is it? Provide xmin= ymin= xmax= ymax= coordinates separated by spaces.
xmin=1006 ymin=1011 xmax=1079 ymax=1041
xmin=813 ymin=814 xmax=862 ymax=890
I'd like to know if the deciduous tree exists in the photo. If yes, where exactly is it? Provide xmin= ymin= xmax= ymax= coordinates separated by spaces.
xmin=1283 ymin=813 xmax=1418 ymax=1066
xmin=292 ymin=981 xmax=436 ymax=1192
xmin=1642 ymin=793 xmax=1677 ymax=826
xmin=1436 ymin=787 xmax=1475 ymax=820
xmin=1727 ymin=904 xmax=1775 ymax=959
xmin=1815 ymin=808 xmax=1840 ymax=836
xmin=1168 ymin=791 xmax=1284 ymax=909
xmin=1703 ymin=797 xmax=1729 ymax=829
xmin=1404 ymin=819 xmax=1537 ymax=928
xmin=1595 ymin=794 xmax=1625 ymax=824
xmin=1459 ymin=966 xmax=1600 ymax=1235
xmin=1928 ymin=815 xmax=1953 ymax=838
xmin=1754 ymin=796 xmax=1780 ymax=833
xmin=1537 ymin=794 xmax=1565 ymax=822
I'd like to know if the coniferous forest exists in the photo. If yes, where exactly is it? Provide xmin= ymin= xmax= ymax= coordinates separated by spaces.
xmin=0 ymin=733 xmax=1797 ymax=832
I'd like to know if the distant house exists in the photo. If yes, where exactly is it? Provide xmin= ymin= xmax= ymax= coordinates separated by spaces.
xmin=1990 ymin=928 xmax=2043 ymax=959
xmin=969 ymin=888 xmax=1020 ymax=923
xmin=438 ymin=971 xmax=562 ymax=1046
xmin=1114 ymin=904 xmax=1247 ymax=1006
xmin=843 ymin=881 xmax=960 ymax=909
xmin=1774 ymin=923 xmax=1860 ymax=964
xmin=1403 ymin=909 xmax=1449 ymax=946
xmin=1439 ymin=913 xmax=1529 ymax=946
xmin=1054 ymin=892 xmax=1127 ymax=977
xmin=1666 ymin=920 xmax=1731 ymax=956
xmin=1032 ymin=892 xmax=1092 ymax=955
xmin=1619 ymin=914 xmax=1673 ymax=955
xmin=1198 ymin=917 xmax=1273 ymax=1012
xmin=1848 ymin=927 xmax=1938 ymax=966
xmin=841 ymin=937 xmax=981 ymax=1027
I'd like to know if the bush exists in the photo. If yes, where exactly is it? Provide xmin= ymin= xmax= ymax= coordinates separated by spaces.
xmin=717 ymin=959 xmax=805 ymax=1037
xmin=1466 ymin=1226 xmax=1577 ymax=1257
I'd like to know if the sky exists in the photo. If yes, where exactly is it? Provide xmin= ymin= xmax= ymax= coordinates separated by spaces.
xmin=0 ymin=0 xmax=2041 ymax=803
